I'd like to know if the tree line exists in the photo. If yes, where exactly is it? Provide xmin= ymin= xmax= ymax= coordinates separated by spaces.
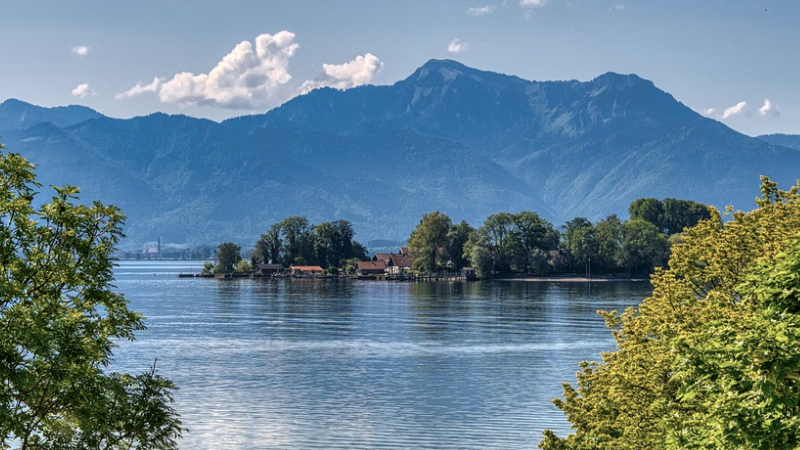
xmin=406 ymin=197 xmax=710 ymax=278
xmin=212 ymin=216 xmax=368 ymax=274
xmin=213 ymin=197 xmax=710 ymax=278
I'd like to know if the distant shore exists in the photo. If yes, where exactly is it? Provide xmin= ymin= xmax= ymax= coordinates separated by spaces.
xmin=494 ymin=275 xmax=649 ymax=283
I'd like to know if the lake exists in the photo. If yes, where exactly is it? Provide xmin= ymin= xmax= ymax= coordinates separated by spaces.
xmin=111 ymin=261 xmax=652 ymax=449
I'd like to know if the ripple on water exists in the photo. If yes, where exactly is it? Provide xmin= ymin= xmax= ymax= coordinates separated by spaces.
xmin=111 ymin=263 xmax=651 ymax=450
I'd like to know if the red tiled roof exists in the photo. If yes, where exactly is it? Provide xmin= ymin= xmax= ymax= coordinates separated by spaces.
xmin=390 ymin=254 xmax=413 ymax=268
xmin=358 ymin=260 xmax=387 ymax=270
xmin=290 ymin=265 xmax=324 ymax=272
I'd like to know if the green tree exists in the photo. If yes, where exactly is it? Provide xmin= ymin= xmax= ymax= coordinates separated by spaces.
xmin=561 ymin=217 xmax=596 ymax=274
xmin=628 ymin=197 xmax=665 ymax=231
xmin=479 ymin=212 xmax=518 ymax=273
xmin=408 ymin=211 xmax=452 ymax=272
xmin=235 ymin=259 xmax=252 ymax=273
xmin=254 ymin=223 xmax=282 ymax=265
xmin=513 ymin=211 xmax=556 ymax=273
xmin=661 ymin=197 xmax=711 ymax=235
xmin=468 ymin=243 xmax=494 ymax=279
xmin=593 ymin=214 xmax=623 ymax=273
xmin=445 ymin=220 xmax=475 ymax=271
xmin=541 ymin=177 xmax=800 ymax=450
xmin=214 ymin=242 xmax=241 ymax=273
xmin=618 ymin=218 xmax=668 ymax=276
xmin=311 ymin=220 xmax=364 ymax=269
xmin=279 ymin=216 xmax=314 ymax=265
xmin=0 ymin=150 xmax=183 ymax=448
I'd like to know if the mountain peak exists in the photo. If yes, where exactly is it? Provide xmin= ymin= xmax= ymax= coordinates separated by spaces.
xmin=0 ymin=98 xmax=103 ymax=131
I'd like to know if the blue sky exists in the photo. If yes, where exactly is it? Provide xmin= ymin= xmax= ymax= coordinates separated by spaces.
xmin=2 ymin=0 xmax=797 ymax=136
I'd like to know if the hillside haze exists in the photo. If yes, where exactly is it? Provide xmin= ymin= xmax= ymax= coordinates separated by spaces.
xmin=1 ymin=59 xmax=798 ymax=250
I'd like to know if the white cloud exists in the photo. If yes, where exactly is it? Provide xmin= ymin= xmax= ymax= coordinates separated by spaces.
xmin=154 ymin=31 xmax=300 ymax=109
xmin=71 ymin=83 xmax=96 ymax=98
xmin=758 ymin=98 xmax=780 ymax=117
xmin=118 ymin=31 xmax=381 ymax=111
xmin=71 ymin=46 xmax=89 ymax=56
xmin=610 ymin=4 xmax=625 ymax=11
xmin=447 ymin=39 xmax=469 ymax=54
xmin=699 ymin=107 xmax=716 ymax=117
xmin=300 ymin=53 xmax=383 ymax=94
xmin=466 ymin=5 xmax=494 ymax=15
xmin=115 ymin=77 xmax=165 ymax=100
xmin=722 ymin=101 xmax=747 ymax=119
xmin=520 ymin=0 xmax=548 ymax=7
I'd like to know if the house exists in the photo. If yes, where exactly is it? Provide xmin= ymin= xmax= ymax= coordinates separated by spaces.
xmin=254 ymin=263 xmax=283 ymax=276
xmin=388 ymin=253 xmax=413 ymax=275
xmin=356 ymin=260 xmax=387 ymax=276
xmin=371 ymin=249 xmax=414 ymax=275
xmin=290 ymin=265 xmax=325 ymax=276
xmin=372 ymin=253 xmax=393 ymax=266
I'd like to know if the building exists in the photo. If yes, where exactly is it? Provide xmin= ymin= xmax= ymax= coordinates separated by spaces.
xmin=356 ymin=260 xmax=387 ymax=276
xmin=289 ymin=265 xmax=325 ymax=276
xmin=372 ymin=249 xmax=414 ymax=275
xmin=254 ymin=263 xmax=283 ymax=276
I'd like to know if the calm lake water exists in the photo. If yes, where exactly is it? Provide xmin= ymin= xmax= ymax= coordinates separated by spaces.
xmin=111 ymin=261 xmax=652 ymax=450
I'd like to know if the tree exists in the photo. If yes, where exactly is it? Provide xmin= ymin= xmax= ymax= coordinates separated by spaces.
xmin=661 ymin=197 xmax=711 ymax=235
xmin=278 ymin=216 xmax=314 ymax=265
xmin=214 ymin=242 xmax=241 ymax=273
xmin=408 ymin=211 xmax=452 ymax=272
xmin=541 ymin=177 xmax=800 ymax=449
xmin=561 ymin=217 xmax=596 ymax=274
xmin=468 ymin=243 xmax=494 ymax=280
xmin=0 ymin=149 xmax=183 ymax=448
xmin=444 ymin=220 xmax=475 ymax=270
xmin=628 ymin=197 xmax=665 ymax=231
xmin=312 ymin=220 xmax=364 ymax=269
xmin=235 ymin=259 xmax=252 ymax=273
xmin=254 ymin=223 xmax=282 ymax=265
xmin=479 ymin=212 xmax=518 ymax=273
xmin=618 ymin=218 xmax=668 ymax=276
xmin=593 ymin=214 xmax=623 ymax=273
xmin=513 ymin=211 xmax=556 ymax=273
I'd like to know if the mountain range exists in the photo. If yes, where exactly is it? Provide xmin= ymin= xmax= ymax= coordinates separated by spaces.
xmin=1 ymin=59 xmax=798 ymax=250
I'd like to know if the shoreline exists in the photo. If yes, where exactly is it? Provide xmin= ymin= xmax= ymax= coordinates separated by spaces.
xmin=494 ymin=275 xmax=649 ymax=283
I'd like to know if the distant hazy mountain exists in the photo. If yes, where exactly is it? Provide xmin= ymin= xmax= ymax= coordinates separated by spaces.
xmin=0 ymin=99 xmax=102 ymax=132
xmin=1 ymin=60 xmax=798 ymax=250
xmin=758 ymin=133 xmax=800 ymax=151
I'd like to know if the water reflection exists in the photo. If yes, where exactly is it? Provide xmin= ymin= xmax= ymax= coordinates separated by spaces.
xmin=111 ymin=262 xmax=652 ymax=450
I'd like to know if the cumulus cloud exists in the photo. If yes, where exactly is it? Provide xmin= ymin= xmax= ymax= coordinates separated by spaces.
xmin=129 ymin=31 xmax=301 ymax=109
xmin=758 ymin=98 xmax=780 ymax=117
xmin=71 ymin=83 xmax=96 ymax=98
xmin=466 ymin=5 xmax=494 ymax=15
xmin=115 ymin=77 xmax=165 ymax=100
xmin=117 ymin=31 xmax=382 ymax=111
xmin=447 ymin=39 xmax=469 ymax=54
xmin=722 ymin=101 xmax=747 ymax=119
xmin=71 ymin=46 xmax=89 ymax=56
xmin=299 ymin=53 xmax=383 ymax=94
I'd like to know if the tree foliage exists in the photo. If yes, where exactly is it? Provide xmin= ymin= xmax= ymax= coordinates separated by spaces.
xmin=629 ymin=197 xmax=711 ymax=235
xmin=541 ymin=177 xmax=800 ymax=449
xmin=470 ymin=211 xmax=558 ymax=275
xmin=253 ymin=217 xmax=366 ymax=269
xmin=214 ymin=242 xmax=242 ymax=273
xmin=0 ymin=149 xmax=183 ymax=448
xmin=408 ymin=211 xmax=452 ymax=272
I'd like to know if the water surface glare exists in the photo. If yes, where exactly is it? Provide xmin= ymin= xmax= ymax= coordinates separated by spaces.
xmin=111 ymin=261 xmax=651 ymax=449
